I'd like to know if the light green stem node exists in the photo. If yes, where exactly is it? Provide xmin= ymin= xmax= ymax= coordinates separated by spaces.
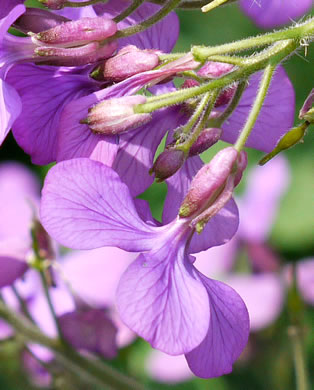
xmin=202 ymin=0 xmax=229 ymax=13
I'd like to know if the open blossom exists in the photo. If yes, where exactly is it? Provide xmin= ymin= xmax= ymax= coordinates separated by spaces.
xmin=239 ymin=0 xmax=313 ymax=29
xmin=40 ymin=153 xmax=249 ymax=378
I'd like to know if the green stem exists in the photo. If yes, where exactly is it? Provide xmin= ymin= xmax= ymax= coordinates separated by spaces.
xmin=0 ymin=300 xmax=145 ymax=390
xmin=214 ymin=80 xmax=247 ymax=127
xmin=181 ymin=92 xmax=212 ymax=135
xmin=288 ymin=326 xmax=309 ymax=390
xmin=63 ymin=0 xmax=107 ymax=7
xmin=11 ymin=285 xmax=34 ymax=323
xmin=192 ymin=17 xmax=314 ymax=60
xmin=179 ymin=90 xmax=219 ymax=152
xmin=39 ymin=270 xmax=65 ymax=344
xmin=114 ymin=0 xmax=145 ymax=23
xmin=202 ymin=0 xmax=229 ymax=13
xmin=113 ymin=0 xmax=181 ymax=39
xmin=135 ymin=40 xmax=297 ymax=114
xmin=234 ymin=63 xmax=275 ymax=151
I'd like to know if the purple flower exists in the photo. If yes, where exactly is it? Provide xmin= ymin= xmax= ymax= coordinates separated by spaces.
xmin=40 ymin=157 xmax=249 ymax=378
xmin=239 ymin=0 xmax=313 ymax=29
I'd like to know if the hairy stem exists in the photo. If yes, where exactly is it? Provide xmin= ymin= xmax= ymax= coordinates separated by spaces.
xmin=114 ymin=0 xmax=146 ymax=23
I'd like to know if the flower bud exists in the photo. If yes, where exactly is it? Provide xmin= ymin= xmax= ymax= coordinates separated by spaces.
xmin=38 ymin=0 xmax=68 ymax=10
xmin=35 ymin=41 xmax=117 ymax=66
xmin=33 ymin=17 xmax=117 ymax=46
xmin=197 ymin=61 xmax=234 ymax=79
xmin=189 ymin=128 xmax=222 ymax=156
xmin=179 ymin=147 xmax=239 ymax=218
xmin=150 ymin=149 xmax=186 ymax=182
xmin=181 ymin=79 xmax=200 ymax=89
xmin=14 ymin=8 xmax=69 ymax=34
xmin=103 ymin=45 xmax=160 ymax=82
xmin=215 ymin=85 xmax=237 ymax=107
xmin=259 ymin=123 xmax=309 ymax=166
xmin=82 ymin=95 xmax=152 ymax=135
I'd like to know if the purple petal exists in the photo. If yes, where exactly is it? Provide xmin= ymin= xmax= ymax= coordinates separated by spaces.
xmin=94 ymin=0 xmax=179 ymax=53
xmin=238 ymin=155 xmax=290 ymax=241
xmin=0 ymin=79 xmax=22 ymax=145
xmin=40 ymin=158 xmax=158 ymax=251
xmin=186 ymin=275 xmax=249 ymax=378
xmin=0 ymin=255 xmax=28 ymax=288
xmin=240 ymin=0 xmax=313 ymax=29
xmin=297 ymin=258 xmax=314 ymax=305
xmin=114 ymin=107 xmax=183 ymax=196
xmin=221 ymin=66 xmax=295 ymax=152
xmin=7 ymin=64 xmax=97 ymax=164
xmin=58 ymin=309 xmax=118 ymax=358
xmin=226 ymin=273 xmax=284 ymax=331
xmin=146 ymin=350 xmax=192 ymax=383
xmin=0 ymin=1 xmax=24 ymax=20
xmin=116 ymin=238 xmax=210 ymax=355
xmin=0 ymin=319 xmax=13 ymax=340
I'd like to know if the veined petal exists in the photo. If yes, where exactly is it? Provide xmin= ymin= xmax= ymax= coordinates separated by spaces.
xmin=186 ymin=275 xmax=249 ymax=378
xmin=221 ymin=67 xmax=295 ymax=152
xmin=116 ymin=235 xmax=210 ymax=355
xmin=7 ymin=64 xmax=97 ymax=164
xmin=40 ymin=158 xmax=158 ymax=251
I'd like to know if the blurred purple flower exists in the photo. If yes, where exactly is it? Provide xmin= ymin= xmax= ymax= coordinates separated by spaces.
xmin=239 ymin=0 xmax=313 ymax=29
xmin=0 ymin=162 xmax=40 ymax=288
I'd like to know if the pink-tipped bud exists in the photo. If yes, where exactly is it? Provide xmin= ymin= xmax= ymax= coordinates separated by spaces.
xmin=234 ymin=150 xmax=247 ymax=186
xmin=82 ymin=95 xmax=151 ymax=135
xmin=103 ymin=45 xmax=160 ymax=82
xmin=14 ymin=8 xmax=69 ymax=34
xmin=189 ymin=128 xmax=222 ymax=156
xmin=33 ymin=17 xmax=117 ymax=46
xmin=197 ymin=61 xmax=234 ymax=79
xmin=215 ymin=85 xmax=237 ymax=107
xmin=39 ymin=0 xmax=66 ymax=10
xmin=35 ymin=41 xmax=117 ymax=66
xmin=150 ymin=149 xmax=186 ymax=182
xmin=179 ymin=147 xmax=239 ymax=218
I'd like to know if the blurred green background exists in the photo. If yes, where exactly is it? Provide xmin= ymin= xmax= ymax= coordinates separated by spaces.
xmin=0 ymin=1 xmax=313 ymax=389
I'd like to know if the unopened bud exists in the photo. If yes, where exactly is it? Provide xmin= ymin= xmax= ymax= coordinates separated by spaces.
xmin=38 ymin=0 xmax=68 ymax=10
xmin=35 ymin=41 xmax=117 ymax=66
xmin=215 ymin=85 xmax=237 ymax=107
xmin=150 ymin=149 xmax=186 ymax=182
xmin=197 ymin=61 xmax=234 ymax=79
xmin=103 ymin=45 xmax=160 ymax=82
xmin=299 ymin=88 xmax=314 ymax=123
xmin=189 ymin=128 xmax=222 ymax=156
xmin=179 ymin=147 xmax=239 ymax=218
xmin=259 ymin=123 xmax=309 ymax=166
xmin=82 ymin=95 xmax=151 ymax=135
xmin=33 ymin=17 xmax=117 ymax=46
xmin=14 ymin=8 xmax=69 ymax=34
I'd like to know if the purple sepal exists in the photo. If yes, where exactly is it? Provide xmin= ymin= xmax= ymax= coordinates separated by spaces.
xmin=185 ymin=275 xmax=249 ymax=378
